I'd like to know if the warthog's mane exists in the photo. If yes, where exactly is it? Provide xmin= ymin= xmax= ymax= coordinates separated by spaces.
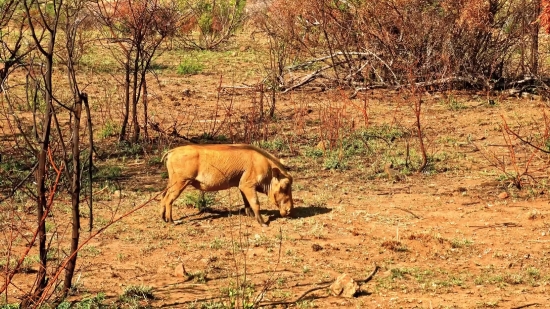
xmin=246 ymin=145 xmax=292 ymax=180
xmin=161 ymin=143 xmax=292 ymax=180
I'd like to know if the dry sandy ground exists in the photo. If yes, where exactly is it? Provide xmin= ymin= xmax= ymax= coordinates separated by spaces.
xmin=3 ymin=83 xmax=550 ymax=309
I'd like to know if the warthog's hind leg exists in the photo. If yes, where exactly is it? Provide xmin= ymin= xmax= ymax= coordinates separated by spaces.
xmin=161 ymin=180 xmax=189 ymax=223
xmin=239 ymin=186 xmax=267 ymax=227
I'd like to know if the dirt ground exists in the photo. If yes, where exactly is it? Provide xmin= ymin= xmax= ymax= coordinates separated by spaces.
xmin=2 ymin=34 xmax=550 ymax=309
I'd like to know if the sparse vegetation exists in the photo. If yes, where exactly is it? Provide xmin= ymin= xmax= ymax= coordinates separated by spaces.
xmin=449 ymin=238 xmax=473 ymax=249
xmin=323 ymin=152 xmax=348 ymax=171
xmin=99 ymin=120 xmax=120 ymax=139
xmin=445 ymin=95 xmax=467 ymax=111
xmin=57 ymin=293 xmax=107 ymax=309
xmin=256 ymin=138 xmax=287 ymax=152
xmin=118 ymin=285 xmax=155 ymax=308
xmin=177 ymin=58 xmax=204 ymax=75
xmin=2 ymin=0 xmax=550 ymax=307
xmin=183 ymin=191 xmax=217 ymax=212
xmin=94 ymin=165 xmax=123 ymax=181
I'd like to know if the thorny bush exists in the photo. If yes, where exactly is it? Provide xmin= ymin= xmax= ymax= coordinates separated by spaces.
xmin=255 ymin=0 xmax=539 ymax=90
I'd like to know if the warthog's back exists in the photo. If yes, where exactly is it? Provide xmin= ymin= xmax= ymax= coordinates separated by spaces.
xmin=164 ymin=144 xmax=289 ymax=191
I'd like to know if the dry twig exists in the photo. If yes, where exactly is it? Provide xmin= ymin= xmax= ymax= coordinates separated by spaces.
xmin=471 ymin=222 xmax=521 ymax=231
xmin=511 ymin=303 xmax=541 ymax=309
xmin=393 ymin=207 xmax=422 ymax=219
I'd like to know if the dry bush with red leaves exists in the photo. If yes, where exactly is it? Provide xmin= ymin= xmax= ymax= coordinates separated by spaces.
xmin=176 ymin=0 xmax=248 ymax=50
xmin=541 ymin=0 xmax=550 ymax=33
xmin=256 ymin=0 xmax=539 ymax=92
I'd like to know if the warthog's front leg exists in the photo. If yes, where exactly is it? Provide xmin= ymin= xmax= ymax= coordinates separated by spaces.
xmin=240 ymin=190 xmax=255 ymax=218
xmin=161 ymin=180 xmax=189 ymax=223
xmin=239 ymin=186 xmax=267 ymax=227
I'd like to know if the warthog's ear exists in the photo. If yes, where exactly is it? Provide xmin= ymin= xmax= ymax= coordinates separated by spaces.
xmin=279 ymin=178 xmax=290 ymax=189
xmin=272 ymin=167 xmax=281 ymax=179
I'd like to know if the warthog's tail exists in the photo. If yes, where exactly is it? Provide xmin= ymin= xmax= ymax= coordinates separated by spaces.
xmin=161 ymin=150 xmax=173 ymax=163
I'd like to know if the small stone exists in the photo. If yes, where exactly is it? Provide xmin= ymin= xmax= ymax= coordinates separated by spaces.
xmin=498 ymin=192 xmax=509 ymax=199
xmin=312 ymin=244 xmax=323 ymax=252
xmin=113 ymin=190 xmax=121 ymax=198
xmin=330 ymin=273 xmax=359 ymax=298
xmin=174 ymin=263 xmax=189 ymax=278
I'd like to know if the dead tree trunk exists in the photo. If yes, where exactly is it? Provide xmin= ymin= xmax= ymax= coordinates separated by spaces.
xmin=33 ymin=80 xmax=52 ymax=303
xmin=22 ymin=0 xmax=62 ymax=304
xmin=119 ymin=60 xmax=131 ymax=142
xmin=63 ymin=93 xmax=85 ymax=295
xmin=531 ymin=0 xmax=541 ymax=75
xmin=131 ymin=50 xmax=141 ymax=143
xmin=142 ymin=77 xmax=148 ymax=140
xmin=84 ymin=98 xmax=94 ymax=231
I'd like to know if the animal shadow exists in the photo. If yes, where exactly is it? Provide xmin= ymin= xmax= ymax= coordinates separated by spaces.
xmin=290 ymin=205 xmax=332 ymax=219
xmin=175 ymin=207 xmax=276 ymax=224
xmin=175 ymin=205 xmax=331 ymax=225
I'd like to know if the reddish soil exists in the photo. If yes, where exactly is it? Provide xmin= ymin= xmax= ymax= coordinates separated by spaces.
xmin=2 ymin=35 xmax=550 ymax=309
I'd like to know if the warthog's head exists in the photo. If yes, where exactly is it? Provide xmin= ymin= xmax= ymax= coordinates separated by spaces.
xmin=270 ymin=168 xmax=294 ymax=217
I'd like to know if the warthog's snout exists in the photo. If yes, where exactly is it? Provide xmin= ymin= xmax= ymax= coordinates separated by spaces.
xmin=280 ymin=208 xmax=290 ymax=217
xmin=278 ymin=197 xmax=293 ymax=217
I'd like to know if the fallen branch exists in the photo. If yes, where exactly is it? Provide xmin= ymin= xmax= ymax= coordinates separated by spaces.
xmin=501 ymin=75 xmax=550 ymax=92
xmin=285 ymin=52 xmax=373 ymax=71
xmin=511 ymin=303 xmax=541 ymax=309
xmin=503 ymin=125 xmax=550 ymax=154
xmin=349 ymin=84 xmax=388 ymax=99
xmin=285 ymin=51 xmax=397 ymax=81
xmin=351 ymin=76 xmax=483 ymax=98
xmin=281 ymin=66 xmax=332 ymax=93
xmin=277 ymin=56 xmax=550 ymax=95
xmin=396 ymin=76 xmax=482 ymax=90
xmin=393 ymin=207 xmax=422 ymax=219
xmin=461 ymin=201 xmax=480 ymax=206
xmin=471 ymin=222 xmax=521 ymax=231
xmin=258 ymin=264 xmax=379 ymax=307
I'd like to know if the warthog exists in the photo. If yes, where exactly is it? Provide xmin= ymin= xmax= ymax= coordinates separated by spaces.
xmin=160 ymin=144 xmax=294 ymax=226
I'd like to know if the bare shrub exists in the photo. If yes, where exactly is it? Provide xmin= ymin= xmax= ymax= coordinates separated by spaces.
xmin=176 ymin=0 xmax=248 ymax=50
xmin=90 ymin=0 xmax=181 ymax=143
xmin=474 ymin=112 xmax=550 ymax=190
xmin=255 ymin=0 xmax=539 ymax=92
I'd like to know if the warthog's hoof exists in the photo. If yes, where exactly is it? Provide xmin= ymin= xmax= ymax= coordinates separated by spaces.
xmin=243 ymin=207 xmax=254 ymax=217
